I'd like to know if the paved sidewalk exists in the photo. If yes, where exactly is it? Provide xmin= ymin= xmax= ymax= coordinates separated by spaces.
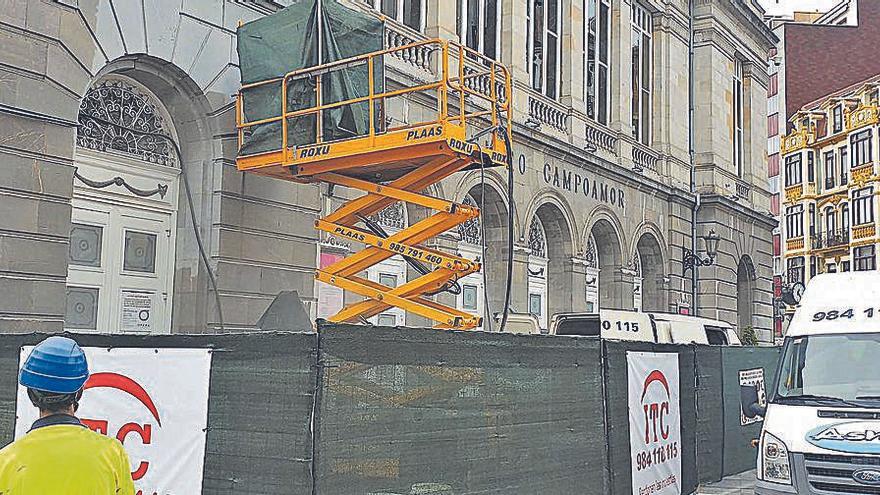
xmin=695 ymin=470 xmax=756 ymax=495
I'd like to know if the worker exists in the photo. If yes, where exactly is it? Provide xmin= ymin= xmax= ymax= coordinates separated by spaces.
xmin=0 ymin=336 xmax=135 ymax=494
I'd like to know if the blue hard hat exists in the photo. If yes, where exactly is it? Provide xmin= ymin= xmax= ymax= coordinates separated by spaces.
xmin=19 ymin=337 xmax=89 ymax=394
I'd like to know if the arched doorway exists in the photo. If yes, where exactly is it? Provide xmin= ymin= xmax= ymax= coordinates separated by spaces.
xmin=69 ymin=76 xmax=181 ymax=333
xmin=737 ymin=256 xmax=757 ymax=334
xmin=533 ymin=201 xmax=575 ymax=323
xmin=588 ymin=219 xmax=625 ymax=310
xmin=636 ymin=232 xmax=665 ymax=312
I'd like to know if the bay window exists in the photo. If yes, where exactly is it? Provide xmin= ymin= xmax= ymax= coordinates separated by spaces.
xmin=852 ymin=129 xmax=872 ymax=167
xmin=585 ymin=0 xmax=611 ymax=124
xmin=832 ymin=104 xmax=843 ymax=134
xmin=785 ymin=205 xmax=804 ymax=239
xmin=853 ymin=186 xmax=874 ymax=226
xmin=528 ymin=0 xmax=561 ymax=99
xmin=855 ymin=245 xmax=876 ymax=271
xmin=824 ymin=151 xmax=835 ymax=188
xmin=787 ymin=257 xmax=805 ymax=284
xmin=631 ymin=2 xmax=652 ymax=144
xmin=457 ymin=0 xmax=500 ymax=59
xmin=784 ymin=154 xmax=802 ymax=187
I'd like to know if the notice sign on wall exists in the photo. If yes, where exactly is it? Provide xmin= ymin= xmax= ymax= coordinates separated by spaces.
xmin=121 ymin=291 xmax=154 ymax=333
xmin=739 ymin=368 xmax=767 ymax=426
xmin=15 ymin=347 xmax=212 ymax=495
xmin=627 ymin=351 xmax=682 ymax=495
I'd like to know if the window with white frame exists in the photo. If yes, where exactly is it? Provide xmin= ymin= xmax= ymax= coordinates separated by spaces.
xmin=365 ymin=0 xmax=424 ymax=31
xmin=527 ymin=0 xmax=561 ymax=99
xmin=824 ymin=206 xmax=836 ymax=234
xmin=784 ymin=153 xmax=802 ymax=187
xmin=585 ymin=0 xmax=611 ymax=124
xmin=824 ymin=151 xmax=836 ymax=188
xmin=842 ymin=203 xmax=850 ymax=232
xmin=852 ymin=129 xmax=872 ymax=167
xmin=853 ymin=186 xmax=874 ymax=226
xmin=832 ymin=104 xmax=843 ymax=134
xmin=785 ymin=204 xmax=804 ymax=239
xmin=631 ymin=2 xmax=652 ymax=145
xmin=457 ymin=0 xmax=500 ymax=59
xmin=840 ymin=145 xmax=849 ymax=183
xmin=733 ymin=59 xmax=744 ymax=176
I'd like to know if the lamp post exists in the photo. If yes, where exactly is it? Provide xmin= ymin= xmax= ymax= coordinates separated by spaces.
xmin=682 ymin=229 xmax=721 ymax=314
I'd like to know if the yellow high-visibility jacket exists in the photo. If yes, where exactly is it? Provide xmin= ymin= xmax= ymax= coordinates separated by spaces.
xmin=0 ymin=415 xmax=135 ymax=494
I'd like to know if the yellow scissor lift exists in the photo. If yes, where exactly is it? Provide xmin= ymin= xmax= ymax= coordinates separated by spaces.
xmin=235 ymin=39 xmax=511 ymax=330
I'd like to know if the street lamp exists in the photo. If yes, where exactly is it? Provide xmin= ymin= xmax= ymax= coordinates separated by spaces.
xmin=682 ymin=229 xmax=721 ymax=275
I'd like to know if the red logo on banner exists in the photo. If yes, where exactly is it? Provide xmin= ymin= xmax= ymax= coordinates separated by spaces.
xmin=640 ymin=370 xmax=671 ymax=445
xmin=81 ymin=372 xmax=161 ymax=492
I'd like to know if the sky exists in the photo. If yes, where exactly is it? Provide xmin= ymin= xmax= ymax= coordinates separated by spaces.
xmin=757 ymin=0 xmax=841 ymax=16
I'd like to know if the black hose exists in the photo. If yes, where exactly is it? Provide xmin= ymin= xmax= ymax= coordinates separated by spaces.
xmin=75 ymin=116 xmax=225 ymax=332
xmin=497 ymin=127 xmax=515 ymax=334
xmin=467 ymin=124 xmax=514 ymax=333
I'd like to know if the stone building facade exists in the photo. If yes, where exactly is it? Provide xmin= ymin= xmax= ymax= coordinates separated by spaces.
xmin=0 ymin=0 xmax=776 ymax=338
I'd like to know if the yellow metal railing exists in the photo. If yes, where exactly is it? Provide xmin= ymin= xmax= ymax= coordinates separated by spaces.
xmin=235 ymin=38 xmax=512 ymax=163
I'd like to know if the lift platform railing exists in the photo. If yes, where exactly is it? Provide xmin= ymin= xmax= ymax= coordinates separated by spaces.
xmin=235 ymin=38 xmax=512 ymax=176
xmin=234 ymin=38 xmax=512 ymax=330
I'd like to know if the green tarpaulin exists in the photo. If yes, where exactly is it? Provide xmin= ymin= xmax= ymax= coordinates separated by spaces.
xmin=237 ymin=0 xmax=385 ymax=156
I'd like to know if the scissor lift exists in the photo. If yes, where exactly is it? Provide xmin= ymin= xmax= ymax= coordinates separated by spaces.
xmin=235 ymin=39 xmax=511 ymax=329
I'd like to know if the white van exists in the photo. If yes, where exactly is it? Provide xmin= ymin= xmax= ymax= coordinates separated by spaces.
xmin=549 ymin=310 xmax=741 ymax=345
xmin=755 ymin=272 xmax=880 ymax=495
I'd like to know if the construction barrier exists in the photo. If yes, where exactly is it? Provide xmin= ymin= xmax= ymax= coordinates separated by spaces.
xmin=0 ymin=325 xmax=779 ymax=494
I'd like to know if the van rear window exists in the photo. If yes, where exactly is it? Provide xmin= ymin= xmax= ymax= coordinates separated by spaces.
xmin=705 ymin=326 xmax=729 ymax=345
xmin=555 ymin=318 xmax=601 ymax=337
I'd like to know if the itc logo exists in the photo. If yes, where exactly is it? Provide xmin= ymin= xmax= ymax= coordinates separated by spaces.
xmin=641 ymin=370 xmax=671 ymax=445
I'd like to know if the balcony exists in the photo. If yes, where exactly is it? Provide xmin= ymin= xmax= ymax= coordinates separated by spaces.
xmin=853 ymin=224 xmax=876 ymax=240
xmin=811 ymin=229 xmax=849 ymax=251
xmin=527 ymin=94 xmax=568 ymax=132
xmin=852 ymin=164 xmax=874 ymax=186
xmin=631 ymin=143 xmax=660 ymax=173
xmin=786 ymin=236 xmax=805 ymax=252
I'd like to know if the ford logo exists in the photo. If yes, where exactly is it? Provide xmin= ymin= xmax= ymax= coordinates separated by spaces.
xmin=853 ymin=469 xmax=880 ymax=486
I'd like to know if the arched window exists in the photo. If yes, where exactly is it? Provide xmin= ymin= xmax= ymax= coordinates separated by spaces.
xmin=528 ymin=215 xmax=547 ymax=258
xmin=77 ymin=80 xmax=176 ymax=166
xmin=825 ymin=206 xmax=836 ymax=234
xmin=458 ymin=194 xmax=483 ymax=245
xmin=585 ymin=233 xmax=600 ymax=312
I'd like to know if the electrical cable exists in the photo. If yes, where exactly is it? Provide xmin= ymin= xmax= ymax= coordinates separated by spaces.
xmin=76 ymin=115 xmax=225 ymax=332
xmin=466 ymin=120 xmax=514 ymax=333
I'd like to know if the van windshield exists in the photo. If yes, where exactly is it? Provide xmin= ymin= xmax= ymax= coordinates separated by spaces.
xmin=775 ymin=333 xmax=880 ymax=407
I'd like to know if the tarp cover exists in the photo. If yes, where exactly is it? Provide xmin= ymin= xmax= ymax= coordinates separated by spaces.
xmin=237 ymin=0 xmax=385 ymax=156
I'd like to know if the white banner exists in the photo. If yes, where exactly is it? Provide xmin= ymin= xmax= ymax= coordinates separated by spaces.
xmin=15 ymin=347 xmax=212 ymax=495
xmin=627 ymin=351 xmax=682 ymax=495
